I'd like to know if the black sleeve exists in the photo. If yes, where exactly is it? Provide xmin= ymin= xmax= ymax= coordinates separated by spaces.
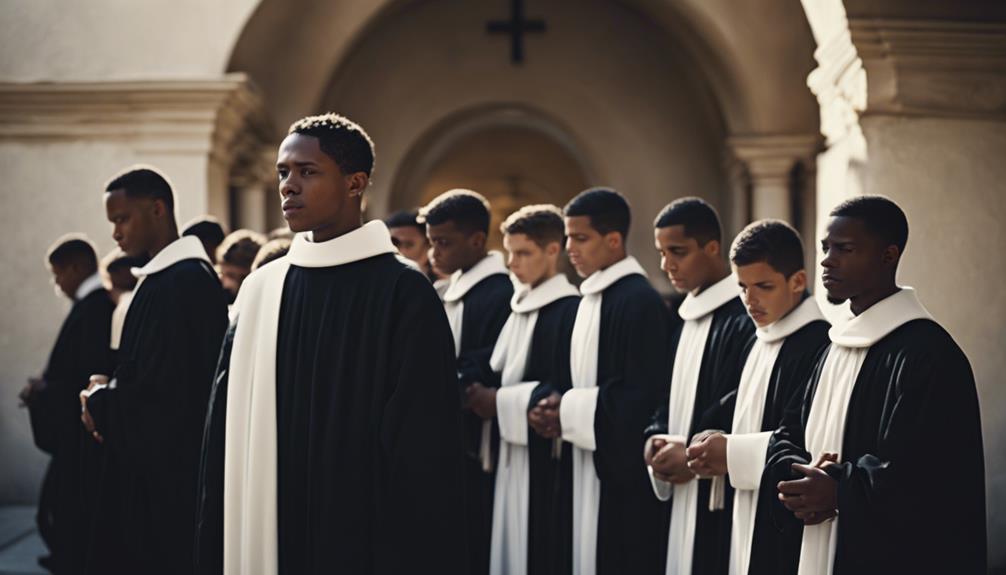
xmin=194 ymin=321 xmax=236 ymax=575
xmin=694 ymin=314 xmax=757 ymax=434
xmin=457 ymin=283 xmax=512 ymax=390
xmin=374 ymin=271 xmax=467 ymax=574
xmin=594 ymin=291 xmax=671 ymax=487
xmin=827 ymin=341 xmax=986 ymax=573
xmin=644 ymin=321 xmax=679 ymax=439
xmin=91 ymin=266 xmax=228 ymax=478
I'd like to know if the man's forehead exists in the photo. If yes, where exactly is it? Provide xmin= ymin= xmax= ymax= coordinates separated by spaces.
xmin=277 ymin=133 xmax=322 ymax=162
xmin=656 ymin=224 xmax=692 ymax=245
xmin=825 ymin=215 xmax=866 ymax=239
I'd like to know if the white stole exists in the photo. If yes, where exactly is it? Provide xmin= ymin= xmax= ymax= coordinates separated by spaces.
xmin=798 ymin=288 xmax=932 ymax=575
xmin=488 ymin=274 xmax=579 ymax=575
xmin=222 ymin=221 xmax=397 ymax=575
xmin=726 ymin=297 xmax=825 ymax=575
xmin=561 ymin=256 xmax=646 ymax=575
xmin=655 ymin=273 xmax=740 ymax=575
xmin=442 ymin=251 xmax=510 ymax=472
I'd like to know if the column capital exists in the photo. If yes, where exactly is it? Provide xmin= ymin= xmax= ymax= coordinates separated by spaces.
xmin=849 ymin=18 xmax=1006 ymax=120
xmin=0 ymin=73 xmax=272 ymax=161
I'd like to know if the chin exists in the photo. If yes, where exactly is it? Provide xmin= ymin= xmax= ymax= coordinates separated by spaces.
xmin=826 ymin=294 xmax=847 ymax=305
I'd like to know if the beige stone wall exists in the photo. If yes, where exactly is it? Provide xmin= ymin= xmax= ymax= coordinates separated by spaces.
xmin=320 ymin=0 xmax=731 ymax=290
xmin=860 ymin=115 xmax=1006 ymax=564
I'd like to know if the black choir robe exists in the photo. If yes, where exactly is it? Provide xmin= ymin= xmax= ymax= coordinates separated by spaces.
xmin=589 ymin=274 xmax=672 ymax=574
xmin=744 ymin=318 xmax=830 ymax=575
xmin=196 ymin=250 xmax=468 ymax=574
xmin=28 ymin=286 xmax=115 ymax=573
xmin=522 ymin=295 xmax=580 ymax=575
xmin=646 ymin=295 xmax=756 ymax=575
xmin=456 ymin=273 xmax=513 ymax=575
xmin=766 ymin=318 xmax=987 ymax=574
xmin=86 ymin=255 xmax=228 ymax=574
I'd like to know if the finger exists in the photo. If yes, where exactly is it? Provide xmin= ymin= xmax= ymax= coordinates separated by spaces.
xmin=777 ymin=478 xmax=809 ymax=495
xmin=791 ymin=463 xmax=816 ymax=477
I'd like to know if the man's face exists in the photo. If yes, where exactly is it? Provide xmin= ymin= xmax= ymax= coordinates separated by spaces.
xmin=389 ymin=225 xmax=430 ymax=268
xmin=504 ymin=233 xmax=557 ymax=287
xmin=218 ymin=262 xmax=251 ymax=304
xmin=654 ymin=225 xmax=718 ymax=294
xmin=564 ymin=215 xmax=618 ymax=278
xmin=49 ymin=263 xmax=79 ymax=300
xmin=734 ymin=261 xmax=806 ymax=327
xmin=427 ymin=221 xmax=482 ymax=275
xmin=277 ymin=133 xmax=356 ymax=238
xmin=105 ymin=189 xmax=160 ymax=258
xmin=820 ymin=216 xmax=887 ymax=305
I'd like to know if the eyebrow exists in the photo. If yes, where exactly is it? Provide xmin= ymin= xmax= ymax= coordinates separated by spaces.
xmin=276 ymin=160 xmax=320 ymax=168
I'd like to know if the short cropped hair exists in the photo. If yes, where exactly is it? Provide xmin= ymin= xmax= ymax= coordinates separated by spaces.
xmin=217 ymin=230 xmax=266 ymax=270
xmin=653 ymin=197 xmax=721 ymax=246
xmin=104 ymin=165 xmax=175 ymax=214
xmin=830 ymin=195 xmax=908 ymax=253
xmin=730 ymin=219 xmax=805 ymax=278
xmin=500 ymin=204 xmax=565 ymax=249
xmin=288 ymin=113 xmax=375 ymax=177
xmin=563 ymin=187 xmax=630 ymax=239
xmin=418 ymin=189 xmax=492 ymax=235
xmin=47 ymin=234 xmax=98 ymax=273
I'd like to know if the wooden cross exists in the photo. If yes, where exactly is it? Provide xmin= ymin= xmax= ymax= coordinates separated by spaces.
xmin=486 ymin=0 xmax=546 ymax=65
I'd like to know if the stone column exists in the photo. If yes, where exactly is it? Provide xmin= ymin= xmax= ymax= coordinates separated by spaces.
xmin=728 ymin=134 xmax=821 ymax=224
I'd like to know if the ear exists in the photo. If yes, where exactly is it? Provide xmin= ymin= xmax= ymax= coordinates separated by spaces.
xmin=604 ymin=231 xmax=623 ymax=251
xmin=881 ymin=245 xmax=901 ymax=266
xmin=470 ymin=230 xmax=487 ymax=250
xmin=703 ymin=239 xmax=721 ymax=258
xmin=545 ymin=241 xmax=561 ymax=258
xmin=151 ymin=198 xmax=167 ymax=218
xmin=347 ymin=172 xmax=369 ymax=198
xmin=789 ymin=269 xmax=808 ymax=295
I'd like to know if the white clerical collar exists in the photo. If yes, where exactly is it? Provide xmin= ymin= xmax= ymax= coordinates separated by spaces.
xmin=133 ymin=235 xmax=211 ymax=278
xmin=288 ymin=220 xmax=396 ymax=268
xmin=579 ymin=256 xmax=646 ymax=296
xmin=75 ymin=272 xmax=103 ymax=301
xmin=829 ymin=287 xmax=933 ymax=348
xmin=757 ymin=295 xmax=825 ymax=343
xmin=511 ymin=274 xmax=579 ymax=313
xmin=443 ymin=251 xmax=508 ymax=303
xmin=678 ymin=273 xmax=740 ymax=321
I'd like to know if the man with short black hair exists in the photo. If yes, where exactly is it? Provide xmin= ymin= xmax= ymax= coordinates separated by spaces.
xmin=81 ymin=165 xmax=229 ymax=575
xmin=684 ymin=219 xmax=830 ymax=575
xmin=420 ymin=188 xmax=513 ymax=575
xmin=197 ymin=114 xmax=465 ymax=575
xmin=645 ymin=196 xmax=756 ymax=575
xmin=557 ymin=187 xmax=671 ymax=574
xmin=768 ymin=195 xmax=986 ymax=574
xmin=22 ymin=234 xmax=114 ymax=574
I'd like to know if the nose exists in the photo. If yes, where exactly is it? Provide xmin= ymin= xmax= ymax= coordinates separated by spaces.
xmin=661 ymin=255 xmax=671 ymax=273
xmin=507 ymin=253 xmax=516 ymax=269
xmin=821 ymin=252 xmax=836 ymax=270
xmin=280 ymin=177 xmax=299 ymax=198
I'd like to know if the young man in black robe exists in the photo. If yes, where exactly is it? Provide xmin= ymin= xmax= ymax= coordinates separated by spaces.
xmin=643 ymin=197 xmax=755 ymax=575
xmin=767 ymin=195 xmax=986 ymax=575
xmin=20 ymin=235 xmax=114 ymax=573
xmin=80 ymin=166 xmax=229 ymax=575
xmin=196 ymin=113 xmax=466 ymax=575
xmin=544 ymin=188 xmax=669 ymax=574
xmin=419 ymin=188 xmax=513 ymax=575
xmin=684 ymin=220 xmax=830 ymax=575
xmin=488 ymin=205 xmax=579 ymax=575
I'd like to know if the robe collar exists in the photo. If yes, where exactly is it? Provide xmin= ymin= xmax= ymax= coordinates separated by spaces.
xmin=829 ymin=287 xmax=932 ymax=348
xmin=678 ymin=273 xmax=740 ymax=321
xmin=288 ymin=220 xmax=396 ymax=268
xmin=74 ymin=272 xmax=104 ymax=301
xmin=579 ymin=255 xmax=646 ymax=296
xmin=132 ymin=235 xmax=210 ymax=278
xmin=756 ymin=295 xmax=825 ymax=343
xmin=510 ymin=273 xmax=579 ymax=314
xmin=443 ymin=251 xmax=508 ymax=303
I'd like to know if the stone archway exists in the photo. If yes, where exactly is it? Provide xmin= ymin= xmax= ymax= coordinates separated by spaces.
xmin=388 ymin=104 xmax=594 ymax=248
